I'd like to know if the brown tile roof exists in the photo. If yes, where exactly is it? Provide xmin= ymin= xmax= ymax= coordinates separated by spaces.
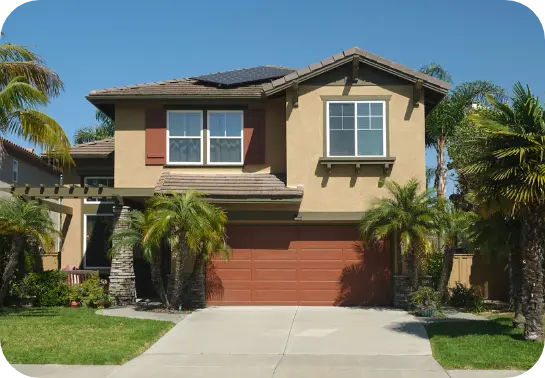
xmin=69 ymin=138 xmax=114 ymax=158
xmin=1 ymin=138 xmax=61 ymax=173
xmin=155 ymin=171 xmax=303 ymax=200
xmin=87 ymin=47 xmax=450 ymax=102
xmin=87 ymin=78 xmax=263 ymax=99
xmin=262 ymin=47 xmax=451 ymax=95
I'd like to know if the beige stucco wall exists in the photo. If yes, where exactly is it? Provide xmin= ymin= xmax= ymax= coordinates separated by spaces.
xmin=286 ymin=83 xmax=426 ymax=213
xmin=114 ymin=97 xmax=286 ymax=188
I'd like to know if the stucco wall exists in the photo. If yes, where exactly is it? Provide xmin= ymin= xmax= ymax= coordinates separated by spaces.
xmin=286 ymin=83 xmax=426 ymax=213
xmin=114 ymin=97 xmax=287 ymax=188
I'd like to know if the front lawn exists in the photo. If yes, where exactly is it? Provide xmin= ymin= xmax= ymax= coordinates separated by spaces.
xmin=426 ymin=315 xmax=544 ymax=370
xmin=0 ymin=307 xmax=173 ymax=365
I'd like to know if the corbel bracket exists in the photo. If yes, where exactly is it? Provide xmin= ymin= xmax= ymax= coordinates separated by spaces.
xmin=352 ymin=56 xmax=359 ymax=83
xmin=413 ymin=79 xmax=423 ymax=107
xmin=292 ymin=82 xmax=299 ymax=108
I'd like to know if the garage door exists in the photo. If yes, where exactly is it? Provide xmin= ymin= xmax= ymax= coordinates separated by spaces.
xmin=207 ymin=225 xmax=392 ymax=306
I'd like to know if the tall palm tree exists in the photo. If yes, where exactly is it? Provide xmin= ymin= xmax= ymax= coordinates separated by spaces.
xmin=462 ymin=82 xmax=545 ymax=341
xmin=436 ymin=202 xmax=476 ymax=301
xmin=0 ymin=197 xmax=57 ymax=305
xmin=360 ymin=179 xmax=439 ymax=291
xmin=144 ymin=191 xmax=227 ymax=310
xmin=109 ymin=209 xmax=169 ymax=307
xmin=0 ymin=42 xmax=71 ymax=165
xmin=73 ymin=110 xmax=115 ymax=144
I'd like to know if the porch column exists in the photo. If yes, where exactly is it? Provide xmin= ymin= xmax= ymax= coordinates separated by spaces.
xmin=108 ymin=205 xmax=136 ymax=306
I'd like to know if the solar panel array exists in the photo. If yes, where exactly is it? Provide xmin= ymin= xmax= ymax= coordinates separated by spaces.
xmin=192 ymin=66 xmax=294 ymax=86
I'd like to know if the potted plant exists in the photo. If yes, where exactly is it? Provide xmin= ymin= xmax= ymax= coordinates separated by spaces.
xmin=410 ymin=287 xmax=441 ymax=317
xmin=69 ymin=285 xmax=83 ymax=308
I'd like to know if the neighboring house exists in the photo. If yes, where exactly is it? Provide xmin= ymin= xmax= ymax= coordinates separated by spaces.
xmin=23 ymin=47 xmax=451 ymax=306
xmin=0 ymin=138 xmax=62 ymax=269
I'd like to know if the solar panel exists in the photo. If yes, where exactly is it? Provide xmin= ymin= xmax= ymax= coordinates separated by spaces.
xmin=192 ymin=66 xmax=294 ymax=86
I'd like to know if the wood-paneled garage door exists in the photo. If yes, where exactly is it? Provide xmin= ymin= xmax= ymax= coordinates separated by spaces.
xmin=207 ymin=225 xmax=392 ymax=306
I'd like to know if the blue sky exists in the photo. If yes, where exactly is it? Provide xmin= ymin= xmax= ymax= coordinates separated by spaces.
xmin=2 ymin=0 xmax=544 ymax=194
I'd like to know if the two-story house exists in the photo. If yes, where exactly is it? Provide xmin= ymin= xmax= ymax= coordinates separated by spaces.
xmin=0 ymin=138 xmax=62 ymax=270
xmin=17 ymin=47 xmax=449 ymax=307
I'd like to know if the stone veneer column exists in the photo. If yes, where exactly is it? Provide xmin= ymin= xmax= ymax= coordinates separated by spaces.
xmin=108 ymin=205 xmax=136 ymax=306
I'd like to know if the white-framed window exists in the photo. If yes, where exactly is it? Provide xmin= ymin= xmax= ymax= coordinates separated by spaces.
xmin=326 ymin=101 xmax=386 ymax=157
xmin=83 ymin=214 xmax=114 ymax=269
xmin=12 ymin=159 xmax=18 ymax=183
xmin=207 ymin=110 xmax=244 ymax=164
xmin=84 ymin=177 xmax=114 ymax=204
xmin=167 ymin=110 xmax=203 ymax=164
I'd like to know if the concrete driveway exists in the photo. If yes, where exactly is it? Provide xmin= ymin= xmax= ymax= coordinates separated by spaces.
xmin=109 ymin=306 xmax=450 ymax=378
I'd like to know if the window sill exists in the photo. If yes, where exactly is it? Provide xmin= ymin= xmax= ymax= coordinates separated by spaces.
xmin=319 ymin=156 xmax=396 ymax=174
xmin=164 ymin=163 xmax=244 ymax=168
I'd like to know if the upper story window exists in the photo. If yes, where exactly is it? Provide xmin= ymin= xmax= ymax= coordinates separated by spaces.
xmin=208 ymin=111 xmax=243 ymax=164
xmin=84 ymin=176 xmax=114 ymax=204
xmin=12 ymin=159 xmax=18 ymax=184
xmin=327 ymin=101 xmax=386 ymax=157
xmin=167 ymin=111 xmax=203 ymax=164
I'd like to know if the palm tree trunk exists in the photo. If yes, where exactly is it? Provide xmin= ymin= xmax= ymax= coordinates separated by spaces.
xmin=435 ymin=137 xmax=447 ymax=199
xmin=407 ymin=245 xmax=419 ymax=293
xmin=509 ymin=247 xmax=525 ymax=329
xmin=0 ymin=236 xmax=22 ymax=306
xmin=184 ymin=252 xmax=206 ymax=309
xmin=150 ymin=249 xmax=169 ymax=308
xmin=170 ymin=236 xmax=189 ymax=310
xmin=520 ymin=206 xmax=545 ymax=341
xmin=438 ymin=245 xmax=455 ymax=302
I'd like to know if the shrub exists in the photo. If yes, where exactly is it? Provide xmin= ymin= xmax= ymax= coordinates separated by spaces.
xmin=11 ymin=271 xmax=70 ymax=307
xmin=449 ymin=282 xmax=484 ymax=312
xmin=426 ymin=250 xmax=443 ymax=290
xmin=80 ymin=274 xmax=109 ymax=308
xmin=410 ymin=286 xmax=442 ymax=316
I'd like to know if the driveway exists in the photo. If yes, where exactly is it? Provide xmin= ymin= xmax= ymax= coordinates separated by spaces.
xmin=109 ymin=306 xmax=450 ymax=378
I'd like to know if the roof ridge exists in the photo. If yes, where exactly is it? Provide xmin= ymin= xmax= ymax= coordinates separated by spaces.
xmin=70 ymin=137 xmax=114 ymax=148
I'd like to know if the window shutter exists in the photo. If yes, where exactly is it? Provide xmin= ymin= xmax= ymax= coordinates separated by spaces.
xmin=145 ymin=109 xmax=167 ymax=165
xmin=243 ymin=109 xmax=266 ymax=165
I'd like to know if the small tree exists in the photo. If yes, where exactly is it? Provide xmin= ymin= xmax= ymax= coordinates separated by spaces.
xmin=359 ymin=179 xmax=439 ymax=291
xmin=73 ymin=110 xmax=114 ymax=144
xmin=0 ymin=197 xmax=57 ymax=305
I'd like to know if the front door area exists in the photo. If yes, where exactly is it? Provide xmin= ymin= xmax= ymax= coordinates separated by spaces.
xmin=207 ymin=225 xmax=392 ymax=306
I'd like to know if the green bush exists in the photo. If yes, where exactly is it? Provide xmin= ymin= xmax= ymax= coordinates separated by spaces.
xmin=410 ymin=286 xmax=442 ymax=316
xmin=449 ymin=282 xmax=484 ymax=312
xmin=11 ymin=271 xmax=70 ymax=307
xmin=426 ymin=250 xmax=443 ymax=290
xmin=80 ymin=274 xmax=109 ymax=308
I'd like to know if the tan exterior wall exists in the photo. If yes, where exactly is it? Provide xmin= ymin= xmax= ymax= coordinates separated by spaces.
xmin=286 ymin=84 xmax=426 ymax=212
xmin=114 ymin=97 xmax=286 ymax=188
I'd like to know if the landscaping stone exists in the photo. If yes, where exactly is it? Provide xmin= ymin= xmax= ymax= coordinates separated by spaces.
xmin=108 ymin=206 xmax=136 ymax=306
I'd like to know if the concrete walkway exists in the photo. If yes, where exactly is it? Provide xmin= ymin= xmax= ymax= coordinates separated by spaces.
xmin=12 ymin=364 xmax=120 ymax=378
xmin=96 ymin=306 xmax=188 ymax=323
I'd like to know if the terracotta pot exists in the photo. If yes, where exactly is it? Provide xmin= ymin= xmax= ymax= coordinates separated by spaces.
xmin=71 ymin=301 xmax=81 ymax=308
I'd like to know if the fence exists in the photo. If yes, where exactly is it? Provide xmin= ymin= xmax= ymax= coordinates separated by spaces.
xmin=448 ymin=254 xmax=509 ymax=301
xmin=65 ymin=270 xmax=98 ymax=285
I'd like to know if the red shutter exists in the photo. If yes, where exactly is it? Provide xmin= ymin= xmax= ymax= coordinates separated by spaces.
xmin=243 ymin=109 xmax=266 ymax=165
xmin=145 ymin=109 xmax=167 ymax=165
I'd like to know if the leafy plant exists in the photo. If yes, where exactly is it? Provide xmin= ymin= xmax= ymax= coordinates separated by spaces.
xmin=11 ymin=271 xmax=70 ymax=307
xmin=449 ymin=282 xmax=484 ymax=312
xmin=426 ymin=250 xmax=443 ymax=290
xmin=410 ymin=286 xmax=442 ymax=316
xmin=80 ymin=274 xmax=108 ymax=308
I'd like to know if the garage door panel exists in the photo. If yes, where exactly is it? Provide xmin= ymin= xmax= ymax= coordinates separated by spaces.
xmin=253 ymin=268 xmax=297 ymax=281
xmin=208 ymin=225 xmax=391 ymax=306
xmin=298 ymin=249 xmax=343 ymax=260
xmin=252 ymin=249 xmax=297 ymax=260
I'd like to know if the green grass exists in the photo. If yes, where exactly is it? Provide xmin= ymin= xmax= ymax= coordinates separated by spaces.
xmin=426 ymin=315 xmax=544 ymax=370
xmin=0 ymin=307 xmax=174 ymax=365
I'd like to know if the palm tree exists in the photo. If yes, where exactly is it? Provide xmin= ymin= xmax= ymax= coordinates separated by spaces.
xmin=73 ymin=110 xmax=114 ymax=144
xmin=144 ymin=191 xmax=227 ymax=310
xmin=436 ymin=202 xmax=477 ymax=301
xmin=109 ymin=209 xmax=169 ymax=307
xmin=360 ymin=179 xmax=439 ymax=291
xmin=420 ymin=63 xmax=504 ymax=199
xmin=462 ymin=82 xmax=545 ymax=341
xmin=0 ymin=42 xmax=71 ymax=165
xmin=0 ymin=197 xmax=57 ymax=305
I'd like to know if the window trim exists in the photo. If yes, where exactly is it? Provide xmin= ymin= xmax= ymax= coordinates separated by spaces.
xmin=326 ymin=100 xmax=387 ymax=158
xmin=83 ymin=213 xmax=114 ymax=270
xmin=84 ymin=176 xmax=114 ymax=204
xmin=166 ymin=110 xmax=204 ymax=165
xmin=206 ymin=110 xmax=244 ymax=166
xmin=12 ymin=159 xmax=18 ymax=184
